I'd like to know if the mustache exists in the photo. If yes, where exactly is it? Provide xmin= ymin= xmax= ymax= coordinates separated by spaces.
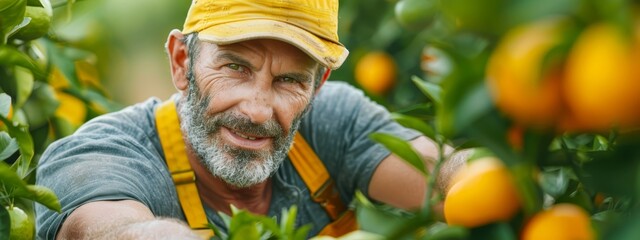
xmin=204 ymin=112 xmax=283 ymax=138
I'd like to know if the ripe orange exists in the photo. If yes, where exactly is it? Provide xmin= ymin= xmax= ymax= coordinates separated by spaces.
xmin=564 ymin=23 xmax=640 ymax=131
xmin=444 ymin=157 xmax=521 ymax=227
xmin=521 ymin=204 xmax=594 ymax=240
xmin=354 ymin=51 xmax=397 ymax=95
xmin=54 ymin=92 xmax=87 ymax=127
xmin=486 ymin=18 xmax=568 ymax=128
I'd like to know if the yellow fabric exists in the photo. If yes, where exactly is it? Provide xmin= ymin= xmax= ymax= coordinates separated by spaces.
xmin=316 ymin=211 xmax=359 ymax=237
xmin=155 ymin=99 xmax=356 ymax=237
xmin=181 ymin=0 xmax=348 ymax=69
xmin=155 ymin=100 xmax=213 ymax=238
xmin=287 ymin=133 xmax=328 ymax=194
xmin=288 ymin=133 xmax=347 ymax=221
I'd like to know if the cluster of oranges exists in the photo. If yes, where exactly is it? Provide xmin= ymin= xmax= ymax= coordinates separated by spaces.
xmin=444 ymin=157 xmax=594 ymax=239
xmin=486 ymin=17 xmax=640 ymax=132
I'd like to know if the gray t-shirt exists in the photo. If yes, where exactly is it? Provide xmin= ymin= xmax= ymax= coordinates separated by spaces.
xmin=35 ymin=82 xmax=420 ymax=239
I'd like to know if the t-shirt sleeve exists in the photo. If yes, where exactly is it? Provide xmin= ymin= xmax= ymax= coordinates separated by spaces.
xmin=35 ymin=101 xmax=182 ymax=240
xmin=300 ymin=82 xmax=421 ymax=203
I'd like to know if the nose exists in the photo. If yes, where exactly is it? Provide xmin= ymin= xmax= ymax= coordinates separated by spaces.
xmin=237 ymin=95 xmax=274 ymax=124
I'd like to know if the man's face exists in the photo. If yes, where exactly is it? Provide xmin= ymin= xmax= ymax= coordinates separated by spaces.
xmin=179 ymin=38 xmax=319 ymax=188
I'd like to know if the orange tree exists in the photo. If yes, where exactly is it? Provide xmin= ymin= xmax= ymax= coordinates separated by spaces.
xmin=354 ymin=0 xmax=640 ymax=239
xmin=0 ymin=0 xmax=119 ymax=239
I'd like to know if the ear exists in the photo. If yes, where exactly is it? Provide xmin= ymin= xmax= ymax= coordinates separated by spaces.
xmin=166 ymin=29 xmax=190 ymax=93
xmin=314 ymin=68 xmax=331 ymax=95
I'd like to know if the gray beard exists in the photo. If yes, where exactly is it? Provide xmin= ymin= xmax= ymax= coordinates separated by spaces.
xmin=178 ymin=80 xmax=307 ymax=188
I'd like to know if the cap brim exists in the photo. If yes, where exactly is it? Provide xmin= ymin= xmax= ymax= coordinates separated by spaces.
xmin=196 ymin=19 xmax=348 ymax=70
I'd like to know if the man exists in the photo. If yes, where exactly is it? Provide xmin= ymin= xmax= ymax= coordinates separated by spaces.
xmin=35 ymin=0 xmax=465 ymax=239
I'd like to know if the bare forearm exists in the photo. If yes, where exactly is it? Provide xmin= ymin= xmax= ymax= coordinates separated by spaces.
xmin=84 ymin=218 xmax=200 ymax=240
xmin=57 ymin=200 xmax=200 ymax=240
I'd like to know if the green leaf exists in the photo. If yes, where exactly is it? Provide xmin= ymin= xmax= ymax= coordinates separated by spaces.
xmin=555 ymin=184 xmax=593 ymax=213
xmin=293 ymin=224 xmax=312 ymax=240
xmin=370 ymin=132 xmax=428 ymax=176
xmin=0 ymin=46 xmax=43 ymax=79
xmin=539 ymin=167 xmax=570 ymax=198
xmin=412 ymin=76 xmax=442 ymax=105
xmin=231 ymin=224 xmax=260 ymax=240
xmin=592 ymin=210 xmax=622 ymax=236
xmin=390 ymin=113 xmax=436 ymax=140
xmin=354 ymin=191 xmax=373 ymax=208
xmin=0 ymin=204 xmax=9 ymax=240
xmin=0 ymin=132 xmax=19 ymax=161
xmin=208 ymin=223 xmax=227 ymax=240
xmin=468 ymin=222 xmax=516 ymax=240
xmin=6 ymin=16 xmax=31 ymax=38
xmin=593 ymin=135 xmax=609 ymax=151
xmin=329 ymin=230 xmax=384 ymax=240
xmin=449 ymin=83 xmax=493 ymax=137
xmin=20 ymin=185 xmax=60 ymax=212
xmin=0 ymin=115 xmax=34 ymax=178
xmin=467 ymin=148 xmax=495 ymax=161
xmin=281 ymin=205 xmax=297 ymax=236
xmin=0 ymin=93 xmax=10 ymax=118
xmin=51 ymin=116 xmax=75 ymax=139
xmin=219 ymin=211 xmax=232 ymax=229
xmin=0 ymin=0 xmax=27 ymax=44
xmin=43 ymin=39 xmax=91 ymax=88
xmin=0 ymin=161 xmax=29 ymax=196
xmin=604 ymin=208 xmax=640 ymax=240
xmin=423 ymin=222 xmax=469 ymax=240
xmin=355 ymin=200 xmax=416 ymax=237
xmin=12 ymin=66 xmax=34 ymax=110
xmin=21 ymin=83 xmax=58 ymax=129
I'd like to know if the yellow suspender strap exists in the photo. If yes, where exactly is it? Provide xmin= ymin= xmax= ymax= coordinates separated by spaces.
xmin=155 ymin=100 xmax=214 ymax=239
xmin=288 ymin=134 xmax=358 ymax=237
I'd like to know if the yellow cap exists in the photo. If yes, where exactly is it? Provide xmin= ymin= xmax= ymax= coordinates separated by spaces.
xmin=182 ymin=0 xmax=349 ymax=70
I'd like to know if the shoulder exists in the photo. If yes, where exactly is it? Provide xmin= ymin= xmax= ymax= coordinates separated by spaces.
xmin=77 ymin=97 xmax=162 ymax=137
xmin=315 ymin=81 xmax=365 ymax=102
xmin=41 ymin=97 xmax=165 ymax=163
xmin=310 ymin=81 xmax=374 ymax=117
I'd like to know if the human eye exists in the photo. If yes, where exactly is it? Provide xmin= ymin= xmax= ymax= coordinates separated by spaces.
xmin=278 ymin=76 xmax=298 ymax=83
xmin=226 ymin=63 xmax=244 ymax=71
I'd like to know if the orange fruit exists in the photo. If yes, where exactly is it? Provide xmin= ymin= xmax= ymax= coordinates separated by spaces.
xmin=444 ymin=157 xmax=521 ymax=227
xmin=522 ymin=204 xmax=594 ymax=240
xmin=54 ymin=92 xmax=87 ymax=127
xmin=354 ymin=51 xmax=397 ymax=95
xmin=564 ymin=23 xmax=640 ymax=131
xmin=486 ymin=18 xmax=568 ymax=128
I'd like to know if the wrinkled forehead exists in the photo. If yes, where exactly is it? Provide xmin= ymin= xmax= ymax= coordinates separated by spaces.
xmin=198 ymin=38 xmax=321 ymax=69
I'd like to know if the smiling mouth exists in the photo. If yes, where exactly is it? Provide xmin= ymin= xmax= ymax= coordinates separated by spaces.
xmin=222 ymin=127 xmax=272 ymax=150
xmin=233 ymin=130 xmax=259 ymax=140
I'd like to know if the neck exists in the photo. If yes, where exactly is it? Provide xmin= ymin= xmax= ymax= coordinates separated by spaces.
xmin=186 ymin=146 xmax=273 ymax=216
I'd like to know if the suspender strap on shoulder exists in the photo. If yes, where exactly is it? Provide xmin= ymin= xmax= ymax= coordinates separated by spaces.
xmin=155 ymin=100 xmax=213 ymax=239
xmin=287 ymin=133 xmax=347 ymax=220
xmin=288 ymin=133 xmax=358 ymax=236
